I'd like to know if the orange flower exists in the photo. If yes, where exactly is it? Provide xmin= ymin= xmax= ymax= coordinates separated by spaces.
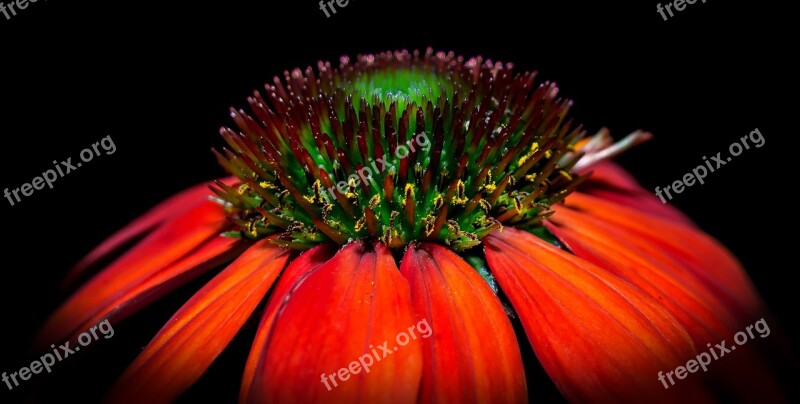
xmin=40 ymin=50 xmax=780 ymax=403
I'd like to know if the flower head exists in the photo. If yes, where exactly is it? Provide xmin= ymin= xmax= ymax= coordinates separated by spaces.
xmin=213 ymin=50 xmax=591 ymax=251
xmin=40 ymin=49 xmax=780 ymax=403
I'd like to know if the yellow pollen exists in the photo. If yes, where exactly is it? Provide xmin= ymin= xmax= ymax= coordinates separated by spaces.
xmin=354 ymin=217 xmax=366 ymax=232
xmin=403 ymin=184 xmax=415 ymax=206
xmin=424 ymin=215 xmax=436 ymax=236
xmin=369 ymin=194 xmax=381 ymax=208
xmin=517 ymin=142 xmax=539 ymax=166
xmin=433 ymin=195 xmax=444 ymax=210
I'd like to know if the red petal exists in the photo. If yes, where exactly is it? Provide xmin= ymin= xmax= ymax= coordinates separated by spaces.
xmin=240 ymin=243 xmax=338 ymax=404
xmin=60 ymin=236 xmax=245 ymax=351
xmin=562 ymin=192 xmax=763 ymax=324
xmin=65 ymin=177 xmax=236 ymax=286
xmin=578 ymin=162 xmax=692 ymax=225
xmin=548 ymin=205 xmax=784 ymax=401
xmin=399 ymin=243 xmax=527 ymax=403
xmin=546 ymin=209 xmax=734 ymax=343
xmin=105 ymin=239 xmax=290 ymax=404
xmin=578 ymin=161 xmax=642 ymax=191
xmin=245 ymin=241 xmax=422 ymax=404
xmin=37 ymin=200 xmax=230 ymax=348
xmin=485 ymin=228 xmax=711 ymax=403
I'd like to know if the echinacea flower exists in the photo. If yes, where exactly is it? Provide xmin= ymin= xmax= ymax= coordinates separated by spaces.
xmin=39 ymin=49 xmax=781 ymax=403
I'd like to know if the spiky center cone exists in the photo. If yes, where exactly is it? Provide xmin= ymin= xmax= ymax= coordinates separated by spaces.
xmin=213 ymin=50 xmax=586 ymax=251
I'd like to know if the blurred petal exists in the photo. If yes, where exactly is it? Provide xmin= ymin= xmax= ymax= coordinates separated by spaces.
xmin=577 ymin=162 xmax=692 ymax=224
xmin=562 ymin=192 xmax=763 ymax=323
xmin=572 ymin=129 xmax=652 ymax=172
xmin=546 ymin=209 xmax=734 ymax=342
xmin=65 ymin=177 xmax=236 ymax=286
xmin=399 ymin=243 xmax=526 ymax=404
xmin=38 ymin=200 xmax=231 ymax=349
xmin=105 ymin=239 xmax=290 ymax=404
xmin=548 ymin=204 xmax=783 ymax=401
xmin=240 ymin=243 xmax=337 ymax=404
xmin=577 ymin=160 xmax=644 ymax=192
xmin=245 ymin=241 xmax=422 ymax=404
xmin=55 ymin=236 xmax=244 ymax=352
xmin=485 ymin=228 xmax=711 ymax=403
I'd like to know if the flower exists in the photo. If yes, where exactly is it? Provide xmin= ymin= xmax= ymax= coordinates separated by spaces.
xmin=39 ymin=49 xmax=780 ymax=403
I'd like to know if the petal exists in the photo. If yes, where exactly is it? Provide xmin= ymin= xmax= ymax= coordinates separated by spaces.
xmin=578 ymin=162 xmax=692 ymax=225
xmin=37 ymin=200 xmax=231 ymax=349
xmin=562 ymin=192 xmax=763 ymax=323
xmin=578 ymin=160 xmax=643 ymax=192
xmin=545 ymin=209 xmax=734 ymax=343
xmin=485 ymin=228 xmax=711 ymax=403
xmin=105 ymin=238 xmax=290 ymax=404
xmin=240 ymin=243 xmax=338 ymax=404
xmin=399 ymin=243 xmax=527 ymax=404
xmin=572 ymin=129 xmax=652 ymax=172
xmin=58 ymin=236 xmax=246 ymax=350
xmin=245 ymin=241 xmax=422 ymax=404
xmin=65 ymin=177 xmax=236 ymax=286
xmin=548 ymin=205 xmax=783 ymax=401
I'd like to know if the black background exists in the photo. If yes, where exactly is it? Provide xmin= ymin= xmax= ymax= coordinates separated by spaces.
xmin=0 ymin=1 xmax=796 ymax=402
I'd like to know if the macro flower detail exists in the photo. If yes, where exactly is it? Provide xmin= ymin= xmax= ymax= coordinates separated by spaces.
xmin=38 ymin=49 xmax=779 ymax=403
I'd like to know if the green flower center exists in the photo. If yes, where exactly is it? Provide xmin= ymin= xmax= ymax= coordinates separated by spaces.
xmin=213 ymin=50 xmax=586 ymax=251
xmin=349 ymin=67 xmax=459 ymax=109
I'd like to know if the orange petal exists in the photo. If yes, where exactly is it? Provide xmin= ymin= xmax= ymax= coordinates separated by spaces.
xmin=578 ymin=162 xmax=692 ymax=224
xmin=546 ymin=210 xmax=734 ymax=343
xmin=59 ymin=236 xmax=246 ymax=351
xmin=65 ymin=177 xmax=236 ymax=286
xmin=37 ymin=200 xmax=230 ymax=349
xmin=562 ymin=192 xmax=763 ymax=324
xmin=240 ymin=243 xmax=338 ymax=404
xmin=245 ymin=241 xmax=422 ymax=404
xmin=485 ymin=227 xmax=711 ymax=403
xmin=548 ymin=204 xmax=783 ymax=401
xmin=105 ymin=238 xmax=290 ymax=404
xmin=399 ymin=243 xmax=527 ymax=404
xmin=577 ymin=160 xmax=643 ymax=191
